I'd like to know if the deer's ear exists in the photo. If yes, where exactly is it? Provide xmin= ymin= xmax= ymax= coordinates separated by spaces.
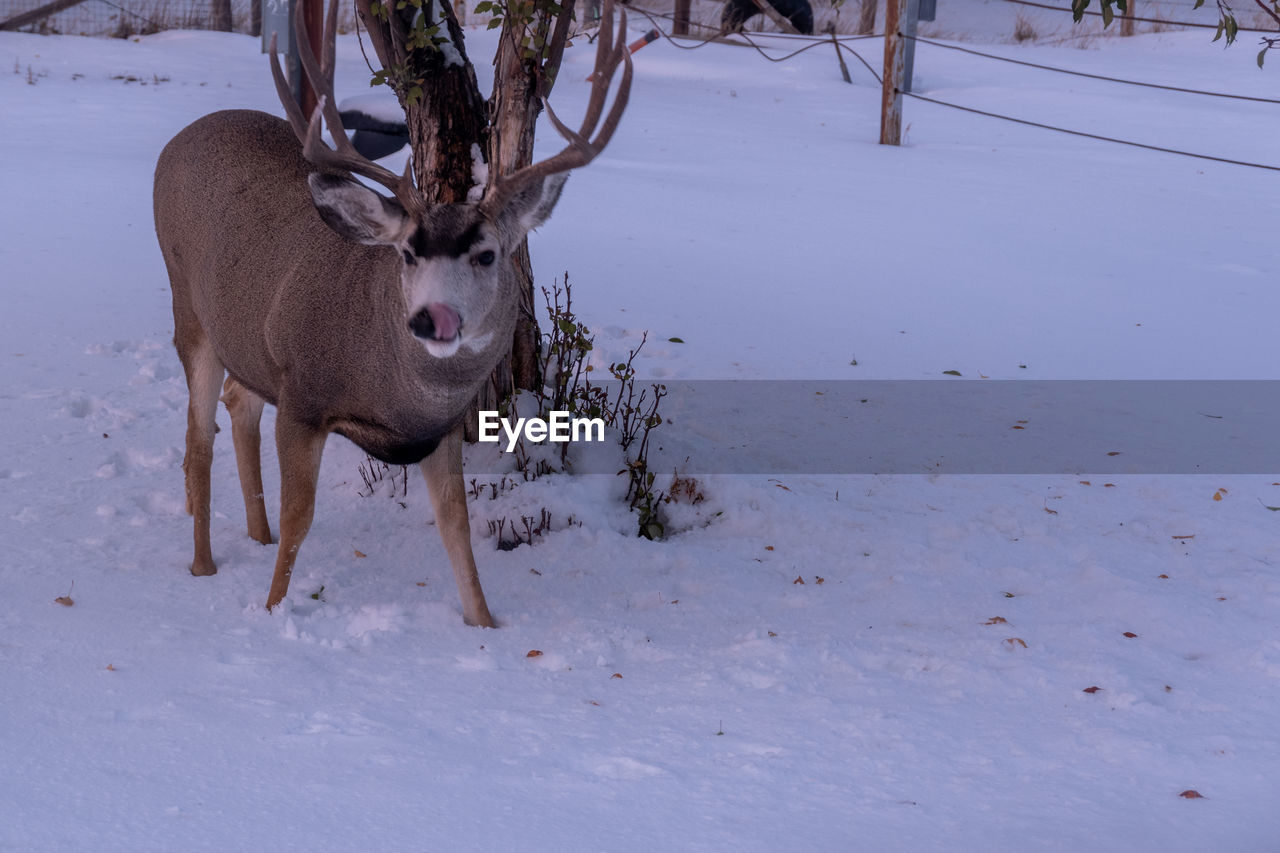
xmin=308 ymin=173 xmax=408 ymax=245
xmin=494 ymin=173 xmax=569 ymax=244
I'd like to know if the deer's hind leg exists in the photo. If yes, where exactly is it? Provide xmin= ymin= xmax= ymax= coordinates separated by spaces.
xmin=221 ymin=377 xmax=273 ymax=546
xmin=175 ymin=330 xmax=224 ymax=577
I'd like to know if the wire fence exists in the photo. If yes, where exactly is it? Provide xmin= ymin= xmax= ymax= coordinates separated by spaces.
xmin=0 ymin=0 xmax=253 ymax=36
xmin=630 ymin=2 xmax=1280 ymax=172
xmin=906 ymin=32 xmax=1280 ymax=104
xmin=634 ymin=2 xmax=1274 ymax=171
xmin=1002 ymin=0 xmax=1276 ymax=33
xmin=8 ymin=0 xmax=1274 ymax=171
xmin=898 ymin=87 xmax=1280 ymax=172
xmin=888 ymin=2 xmax=1280 ymax=173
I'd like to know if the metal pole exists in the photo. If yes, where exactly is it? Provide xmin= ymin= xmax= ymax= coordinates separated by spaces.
xmin=880 ymin=0 xmax=906 ymax=145
xmin=264 ymin=0 xmax=303 ymax=109
xmin=901 ymin=0 xmax=920 ymax=94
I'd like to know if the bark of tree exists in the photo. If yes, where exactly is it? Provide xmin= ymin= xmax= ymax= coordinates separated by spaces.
xmin=484 ymin=8 xmax=572 ymax=409
xmin=210 ymin=0 xmax=233 ymax=31
xmin=488 ymin=24 xmax=555 ymax=395
xmin=355 ymin=2 xmax=489 ymax=205
xmin=1120 ymin=0 xmax=1136 ymax=37
xmin=356 ymin=0 xmax=577 ymax=440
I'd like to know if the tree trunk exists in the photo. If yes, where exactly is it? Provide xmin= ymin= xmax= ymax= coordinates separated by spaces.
xmin=488 ymin=28 xmax=548 ymax=395
xmin=210 ymin=0 xmax=232 ymax=31
xmin=1120 ymin=0 xmax=1136 ymax=37
xmin=355 ymin=1 xmax=488 ymax=206
xmin=857 ymin=0 xmax=876 ymax=34
xmin=355 ymin=0 xmax=565 ymax=441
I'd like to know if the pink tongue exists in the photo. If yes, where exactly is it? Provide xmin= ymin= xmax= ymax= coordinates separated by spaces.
xmin=427 ymin=303 xmax=461 ymax=341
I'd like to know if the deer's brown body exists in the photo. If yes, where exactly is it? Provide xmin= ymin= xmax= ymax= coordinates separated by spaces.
xmin=152 ymin=0 xmax=630 ymax=626
xmin=156 ymin=110 xmax=502 ymax=464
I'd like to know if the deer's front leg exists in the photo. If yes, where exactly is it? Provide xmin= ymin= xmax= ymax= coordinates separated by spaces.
xmin=421 ymin=424 xmax=495 ymax=628
xmin=265 ymin=416 xmax=326 ymax=611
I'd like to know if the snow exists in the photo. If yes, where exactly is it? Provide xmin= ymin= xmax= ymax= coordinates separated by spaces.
xmin=3 ymin=6 xmax=1280 ymax=851
xmin=337 ymin=90 xmax=408 ymax=124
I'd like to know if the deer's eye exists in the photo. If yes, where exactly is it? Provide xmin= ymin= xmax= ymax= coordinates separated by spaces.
xmin=474 ymin=250 xmax=496 ymax=267
xmin=401 ymin=250 xmax=417 ymax=266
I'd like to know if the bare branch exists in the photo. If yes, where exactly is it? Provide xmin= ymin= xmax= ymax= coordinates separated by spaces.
xmin=271 ymin=0 xmax=424 ymax=216
xmin=480 ymin=0 xmax=633 ymax=217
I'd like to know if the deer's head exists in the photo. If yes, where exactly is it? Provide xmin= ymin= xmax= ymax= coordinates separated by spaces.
xmin=270 ymin=0 xmax=630 ymax=359
xmin=306 ymin=172 xmax=567 ymax=357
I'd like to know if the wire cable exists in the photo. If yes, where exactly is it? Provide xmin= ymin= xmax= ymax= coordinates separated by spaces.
xmin=628 ymin=4 xmax=880 ymax=62
xmin=621 ymin=8 xmax=1280 ymax=172
xmin=905 ymin=33 xmax=1280 ymax=104
xmin=1001 ymin=0 xmax=1274 ymax=32
xmin=901 ymin=89 xmax=1280 ymax=171
xmin=93 ymin=0 xmax=164 ymax=31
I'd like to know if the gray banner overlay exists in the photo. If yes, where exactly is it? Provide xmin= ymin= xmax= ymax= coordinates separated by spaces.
xmin=475 ymin=381 xmax=1280 ymax=475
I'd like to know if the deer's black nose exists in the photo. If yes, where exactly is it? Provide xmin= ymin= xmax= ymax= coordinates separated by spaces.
xmin=409 ymin=303 xmax=461 ymax=341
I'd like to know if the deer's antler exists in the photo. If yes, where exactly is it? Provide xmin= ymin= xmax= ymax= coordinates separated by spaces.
xmin=479 ymin=0 xmax=634 ymax=219
xmin=268 ymin=0 xmax=423 ymax=218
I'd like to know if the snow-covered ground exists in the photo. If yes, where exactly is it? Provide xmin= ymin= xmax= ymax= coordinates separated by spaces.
xmin=3 ymin=5 xmax=1279 ymax=851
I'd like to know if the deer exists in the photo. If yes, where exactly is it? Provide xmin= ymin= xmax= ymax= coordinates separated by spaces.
xmin=152 ymin=0 xmax=632 ymax=627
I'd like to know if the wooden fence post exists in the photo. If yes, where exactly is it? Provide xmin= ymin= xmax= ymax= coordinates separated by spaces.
xmin=673 ymin=0 xmax=690 ymax=35
xmin=880 ymin=0 xmax=906 ymax=145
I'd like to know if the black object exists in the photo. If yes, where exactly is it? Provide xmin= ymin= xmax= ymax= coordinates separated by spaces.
xmin=720 ymin=0 xmax=814 ymax=35
xmin=338 ymin=109 xmax=410 ymax=160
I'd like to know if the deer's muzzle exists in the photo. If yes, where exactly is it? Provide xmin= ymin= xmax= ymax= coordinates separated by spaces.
xmin=409 ymin=303 xmax=462 ymax=343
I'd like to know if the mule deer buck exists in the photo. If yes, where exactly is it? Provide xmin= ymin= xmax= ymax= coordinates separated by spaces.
xmin=153 ymin=0 xmax=632 ymax=626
